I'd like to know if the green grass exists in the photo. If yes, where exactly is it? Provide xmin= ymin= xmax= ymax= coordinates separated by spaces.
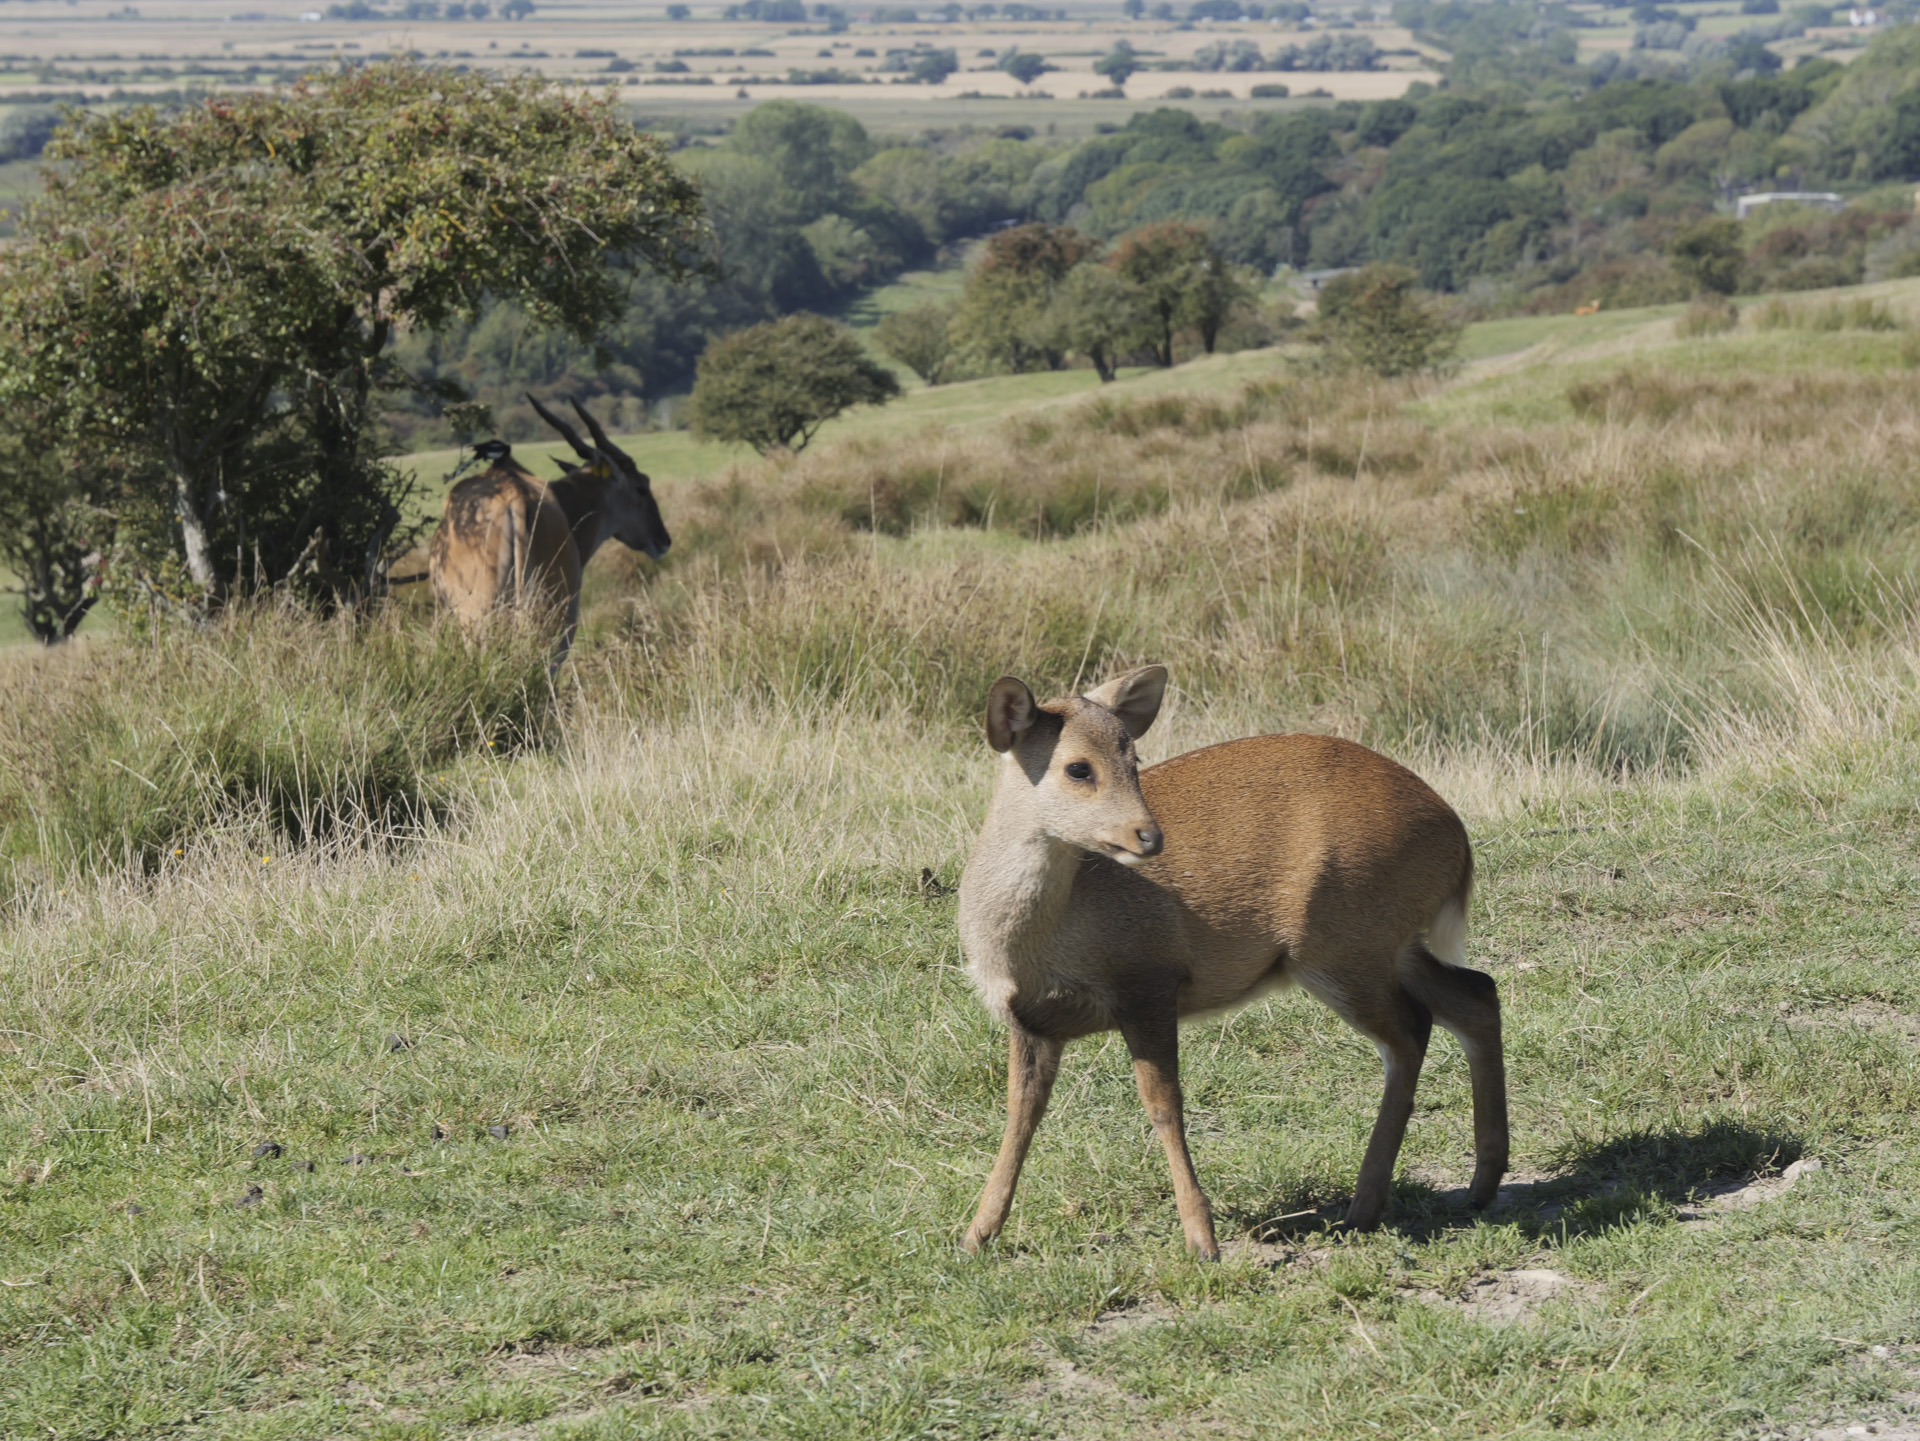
xmin=1451 ymin=300 xmax=1689 ymax=363
xmin=2 ymin=705 xmax=1918 ymax=1439
xmin=836 ymin=260 xmax=971 ymax=331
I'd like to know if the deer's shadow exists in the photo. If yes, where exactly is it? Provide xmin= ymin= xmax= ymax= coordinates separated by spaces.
xmin=1222 ymin=1118 xmax=1807 ymax=1246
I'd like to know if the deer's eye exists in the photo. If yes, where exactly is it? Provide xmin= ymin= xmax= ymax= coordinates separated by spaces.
xmin=1064 ymin=761 xmax=1093 ymax=782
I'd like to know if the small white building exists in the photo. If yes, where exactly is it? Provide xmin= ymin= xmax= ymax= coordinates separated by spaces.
xmin=1849 ymin=7 xmax=1881 ymax=24
xmin=1735 ymin=191 xmax=1844 ymax=219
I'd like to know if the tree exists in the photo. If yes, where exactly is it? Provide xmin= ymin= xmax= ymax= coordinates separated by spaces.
xmin=950 ymin=222 xmax=1100 ymax=372
xmin=728 ymin=101 xmax=874 ymax=221
xmin=0 ymin=425 xmax=113 ymax=643
xmin=689 ymin=314 xmax=901 ymax=453
xmin=1000 ymin=49 xmax=1054 ymax=84
xmin=1043 ymin=265 xmax=1149 ymax=382
xmin=912 ymin=48 xmax=961 ymax=83
xmin=1669 ymin=216 xmax=1745 ymax=295
xmin=0 ymin=64 xmax=706 ymax=603
xmin=874 ymin=302 xmax=958 ymax=385
xmin=1093 ymin=42 xmax=1138 ymax=86
xmin=1110 ymin=221 xmax=1243 ymax=367
xmin=1314 ymin=264 xmax=1461 ymax=377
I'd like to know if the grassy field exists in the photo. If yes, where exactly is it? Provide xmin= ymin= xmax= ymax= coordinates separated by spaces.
xmin=5 ymin=282 xmax=1920 ymax=1440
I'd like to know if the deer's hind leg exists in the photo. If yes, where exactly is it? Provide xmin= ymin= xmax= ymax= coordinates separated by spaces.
xmin=1399 ymin=944 xmax=1509 ymax=1208
xmin=1298 ymin=962 xmax=1433 ymax=1232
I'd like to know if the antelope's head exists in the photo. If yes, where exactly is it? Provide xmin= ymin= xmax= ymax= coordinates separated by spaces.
xmin=528 ymin=394 xmax=672 ymax=561
xmin=983 ymin=665 xmax=1168 ymax=866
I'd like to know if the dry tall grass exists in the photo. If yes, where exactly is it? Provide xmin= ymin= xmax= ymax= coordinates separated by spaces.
xmin=6 ymin=339 xmax=1919 ymax=894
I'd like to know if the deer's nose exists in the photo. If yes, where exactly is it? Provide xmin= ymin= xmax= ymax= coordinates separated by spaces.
xmin=1136 ymin=825 xmax=1163 ymax=856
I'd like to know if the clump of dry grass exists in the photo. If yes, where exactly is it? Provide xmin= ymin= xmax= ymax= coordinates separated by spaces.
xmin=0 ymin=602 xmax=556 ymax=890
xmin=13 ymin=344 xmax=1920 ymax=887
xmin=574 ymin=358 xmax=1920 ymax=780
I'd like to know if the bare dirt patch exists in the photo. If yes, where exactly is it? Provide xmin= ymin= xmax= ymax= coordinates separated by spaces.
xmin=1795 ymin=1348 xmax=1920 ymax=1441
xmin=1407 ymin=1266 xmax=1597 ymax=1327
xmin=1014 ymin=1302 xmax=1176 ymax=1419
xmin=1784 ymin=1002 xmax=1920 ymax=1047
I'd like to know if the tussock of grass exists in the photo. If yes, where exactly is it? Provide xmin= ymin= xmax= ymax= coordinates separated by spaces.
xmin=0 ymin=604 xmax=556 ymax=889
xmin=1674 ymin=295 xmax=1740 ymax=337
xmin=586 ymin=362 xmax=1920 ymax=780
xmin=1754 ymin=294 xmax=1905 ymax=332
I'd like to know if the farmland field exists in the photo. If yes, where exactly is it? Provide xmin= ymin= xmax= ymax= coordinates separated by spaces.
xmin=5 ymin=279 xmax=1920 ymax=1439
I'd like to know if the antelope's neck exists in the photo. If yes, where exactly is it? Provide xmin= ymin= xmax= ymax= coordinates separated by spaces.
xmin=544 ymin=475 xmax=607 ymax=562
xmin=957 ymin=779 xmax=1081 ymax=1021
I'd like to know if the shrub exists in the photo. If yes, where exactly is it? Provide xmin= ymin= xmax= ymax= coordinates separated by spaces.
xmin=1314 ymin=265 xmax=1461 ymax=377
xmin=1668 ymin=217 xmax=1745 ymax=297
xmin=690 ymin=314 xmax=901 ymax=454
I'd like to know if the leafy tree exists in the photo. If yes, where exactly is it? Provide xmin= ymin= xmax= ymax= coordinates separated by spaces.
xmin=727 ymin=101 xmax=875 ymax=221
xmin=874 ymin=302 xmax=957 ymax=385
xmin=1314 ymin=264 xmax=1460 ymax=377
xmin=1669 ymin=216 xmax=1745 ymax=295
xmin=950 ymin=223 xmax=1100 ymax=372
xmin=1042 ymin=264 xmax=1148 ymax=382
xmin=911 ymin=49 xmax=961 ymax=83
xmin=0 ymin=424 xmax=113 ymax=643
xmin=1093 ymin=42 xmax=1139 ymax=86
xmin=1110 ymin=221 xmax=1242 ymax=366
xmin=1000 ymin=49 xmax=1054 ymax=84
xmin=0 ymin=63 xmax=706 ymax=601
xmin=689 ymin=313 xmax=901 ymax=453
xmin=1872 ymin=88 xmax=1920 ymax=182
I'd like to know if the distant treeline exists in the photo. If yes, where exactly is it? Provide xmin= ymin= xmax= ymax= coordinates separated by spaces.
xmin=373 ymin=21 xmax=1920 ymax=444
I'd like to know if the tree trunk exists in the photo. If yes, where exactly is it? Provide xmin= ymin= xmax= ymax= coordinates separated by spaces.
xmin=174 ymin=472 xmax=217 ymax=592
xmin=1092 ymin=344 xmax=1116 ymax=383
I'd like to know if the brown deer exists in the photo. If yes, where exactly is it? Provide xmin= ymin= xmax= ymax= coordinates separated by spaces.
xmin=956 ymin=666 xmax=1508 ymax=1259
xmin=428 ymin=395 xmax=669 ymax=656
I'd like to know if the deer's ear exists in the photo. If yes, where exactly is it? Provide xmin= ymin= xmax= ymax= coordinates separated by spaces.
xmin=1084 ymin=665 xmax=1167 ymax=739
xmin=985 ymin=677 xmax=1037 ymax=753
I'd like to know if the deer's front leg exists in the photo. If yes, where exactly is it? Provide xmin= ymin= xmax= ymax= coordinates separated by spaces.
xmin=1119 ymin=1002 xmax=1219 ymax=1261
xmin=963 ymin=1024 xmax=1064 ymax=1252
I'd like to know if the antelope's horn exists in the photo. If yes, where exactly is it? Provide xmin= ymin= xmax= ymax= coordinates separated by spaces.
xmin=569 ymin=397 xmax=633 ymax=467
xmin=526 ymin=393 xmax=594 ymax=461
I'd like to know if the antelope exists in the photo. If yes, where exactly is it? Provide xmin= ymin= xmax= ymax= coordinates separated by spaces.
xmin=957 ymin=666 xmax=1508 ymax=1259
xmin=428 ymin=395 xmax=669 ymax=656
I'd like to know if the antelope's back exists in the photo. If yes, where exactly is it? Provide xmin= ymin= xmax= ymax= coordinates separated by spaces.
xmin=429 ymin=466 xmax=577 ymax=624
xmin=1137 ymin=733 xmax=1471 ymax=958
